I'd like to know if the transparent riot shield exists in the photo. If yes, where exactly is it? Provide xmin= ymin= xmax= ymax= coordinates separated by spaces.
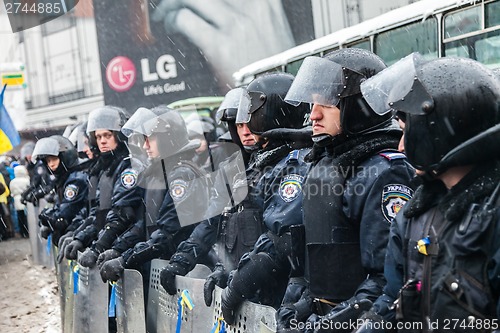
xmin=212 ymin=285 xmax=277 ymax=333
xmin=147 ymin=259 xmax=169 ymax=333
xmin=27 ymin=199 xmax=54 ymax=267
xmin=72 ymin=253 xmax=109 ymax=333
xmin=116 ymin=269 xmax=146 ymax=333
xmin=156 ymin=264 xmax=212 ymax=333
xmin=56 ymin=256 xmax=75 ymax=333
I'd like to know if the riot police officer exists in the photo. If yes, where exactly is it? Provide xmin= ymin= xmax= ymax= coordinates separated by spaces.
xmin=219 ymin=73 xmax=313 ymax=324
xmin=157 ymin=87 xmax=259 ymax=298
xmin=64 ymin=106 xmax=143 ymax=266
xmin=99 ymin=106 xmax=210 ymax=282
xmin=33 ymin=135 xmax=89 ymax=245
xmin=275 ymin=48 xmax=416 ymax=332
xmin=355 ymin=54 xmax=500 ymax=332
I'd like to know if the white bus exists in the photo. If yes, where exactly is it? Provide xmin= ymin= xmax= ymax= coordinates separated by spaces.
xmin=233 ymin=0 xmax=500 ymax=86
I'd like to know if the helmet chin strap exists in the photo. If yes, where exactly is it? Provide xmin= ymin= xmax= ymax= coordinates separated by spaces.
xmin=311 ymin=132 xmax=348 ymax=147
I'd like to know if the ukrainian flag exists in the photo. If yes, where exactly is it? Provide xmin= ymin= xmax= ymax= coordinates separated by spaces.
xmin=0 ymin=85 xmax=21 ymax=154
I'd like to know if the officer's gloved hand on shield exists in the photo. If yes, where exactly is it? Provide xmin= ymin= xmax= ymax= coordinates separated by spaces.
xmin=96 ymin=249 xmax=121 ymax=269
xmin=304 ymin=298 xmax=373 ymax=333
xmin=160 ymin=261 xmax=190 ymax=295
xmin=100 ymin=256 xmax=125 ymax=283
xmin=78 ymin=247 xmax=99 ymax=268
xmin=40 ymin=225 xmax=51 ymax=239
xmin=65 ymin=239 xmax=84 ymax=260
xmin=203 ymin=262 xmax=229 ymax=306
xmin=57 ymin=231 xmax=74 ymax=263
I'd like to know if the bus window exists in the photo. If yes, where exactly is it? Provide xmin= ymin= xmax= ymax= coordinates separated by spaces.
xmin=345 ymin=39 xmax=371 ymax=51
xmin=444 ymin=6 xmax=481 ymax=39
xmin=374 ymin=18 xmax=438 ymax=66
xmin=446 ymin=30 xmax=500 ymax=69
xmin=286 ymin=59 xmax=305 ymax=76
xmin=286 ymin=54 xmax=320 ymax=75
xmin=486 ymin=0 xmax=500 ymax=28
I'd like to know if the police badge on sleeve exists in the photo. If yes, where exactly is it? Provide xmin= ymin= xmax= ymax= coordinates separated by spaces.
xmin=279 ymin=174 xmax=304 ymax=203
xmin=64 ymin=184 xmax=79 ymax=201
xmin=382 ymin=184 xmax=414 ymax=222
xmin=121 ymin=169 xmax=138 ymax=189
xmin=170 ymin=179 xmax=189 ymax=203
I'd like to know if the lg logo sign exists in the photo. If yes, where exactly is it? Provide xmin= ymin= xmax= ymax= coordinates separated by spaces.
xmin=105 ymin=55 xmax=178 ymax=92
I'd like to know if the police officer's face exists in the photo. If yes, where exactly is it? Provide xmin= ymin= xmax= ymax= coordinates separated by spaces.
xmin=397 ymin=119 xmax=406 ymax=153
xmin=95 ymin=130 xmax=118 ymax=153
xmin=310 ymin=104 xmax=342 ymax=136
xmin=45 ymin=156 xmax=60 ymax=171
xmin=143 ymin=136 xmax=160 ymax=158
xmin=236 ymin=123 xmax=256 ymax=147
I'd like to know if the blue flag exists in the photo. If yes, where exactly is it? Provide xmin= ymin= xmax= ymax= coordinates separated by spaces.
xmin=0 ymin=84 xmax=21 ymax=154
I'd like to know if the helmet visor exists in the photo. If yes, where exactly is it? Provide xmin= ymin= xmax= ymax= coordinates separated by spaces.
xmin=122 ymin=107 xmax=160 ymax=137
xmin=32 ymin=137 xmax=60 ymax=163
xmin=361 ymin=52 xmax=429 ymax=115
xmin=285 ymin=56 xmax=344 ymax=107
xmin=217 ymin=88 xmax=245 ymax=123
xmin=236 ymin=90 xmax=252 ymax=124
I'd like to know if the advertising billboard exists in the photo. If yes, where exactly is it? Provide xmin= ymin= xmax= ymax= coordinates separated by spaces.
xmin=93 ymin=0 xmax=314 ymax=112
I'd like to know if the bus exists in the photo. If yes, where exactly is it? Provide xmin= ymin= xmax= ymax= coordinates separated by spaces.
xmin=233 ymin=0 xmax=500 ymax=86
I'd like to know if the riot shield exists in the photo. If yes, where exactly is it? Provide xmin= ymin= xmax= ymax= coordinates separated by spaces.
xmin=116 ymin=269 xmax=146 ymax=333
xmin=147 ymin=259 xmax=169 ymax=333
xmin=27 ymin=199 xmax=54 ymax=267
xmin=56 ymin=256 xmax=75 ymax=333
xmin=72 ymin=253 xmax=109 ymax=333
xmin=156 ymin=264 xmax=212 ymax=333
xmin=212 ymin=285 xmax=277 ymax=333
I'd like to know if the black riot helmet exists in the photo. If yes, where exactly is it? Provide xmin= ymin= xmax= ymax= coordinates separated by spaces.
xmin=285 ymin=48 xmax=395 ymax=136
xmin=362 ymin=54 xmax=500 ymax=174
xmin=238 ymin=73 xmax=310 ymax=135
xmin=216 ymin=87 xmax=245 ymax=147
xmin=31 ymin=135 xmax=79 ymax=175
xmin=86 ymin=105 xmax=129 ymax=149
xmin=122 ymin=106 xmax=200 ymax=160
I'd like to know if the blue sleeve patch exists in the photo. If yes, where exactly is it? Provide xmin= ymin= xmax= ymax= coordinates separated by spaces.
xmin=379 ymin=152 xmax=406 ymax=161
xmin=381 ymin=184 xmax=413 ymax=222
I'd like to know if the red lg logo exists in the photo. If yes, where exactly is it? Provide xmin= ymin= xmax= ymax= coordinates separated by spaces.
xmin=106 ymin=56 xmax=136 ymax=92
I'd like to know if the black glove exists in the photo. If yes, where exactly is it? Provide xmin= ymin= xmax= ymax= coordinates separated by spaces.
xmin=65 ymin=239 xmax=84 ymax=260
xmin=38 ymin=208 xmax=55 ymax=227
xmin=221 ymin=252 xmax=280 ymax=325
xmin=96 ymin=249 xmax=121 ymax=269
xmin=160 ymin=261 xmax=191 ymax=295
xmin=308 ymin=298 xmax=373 ymax=333
xmin=353 ymin=311 xmax=387 ymax=333
xmin=78 ymin=248 xmax=99 ymax=268
xmin=221 ymin=285 xmax=242 ymax=325
xmin=100 ymin=256 xmax=125 ymax=282
xmin=57 ymin=232 xmax=74 ymax=264
xmin=124 ymin=241 xmax=164 ymax=268
xmin=40 ymin=225 xmax=51 ymax=239
xmin=204 ymin=263 xmax=228 ymax=306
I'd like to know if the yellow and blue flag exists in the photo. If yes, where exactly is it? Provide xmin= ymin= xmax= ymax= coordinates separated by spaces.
xmin=0 ymin=85 xmax=21 ymax=154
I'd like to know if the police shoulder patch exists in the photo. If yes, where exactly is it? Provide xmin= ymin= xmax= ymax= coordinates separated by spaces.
xmin=381 ymin=184 xmax=414 ymax=222
xmin=64 ymin=184 xmax=79 ymax=201
xmin=170 ymin=179 xmax=189 ymax=203
xmin=279 ymin=174 xmax=304 ymax=203
xmin=121 ymin=169 xmax=138 ymax=189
